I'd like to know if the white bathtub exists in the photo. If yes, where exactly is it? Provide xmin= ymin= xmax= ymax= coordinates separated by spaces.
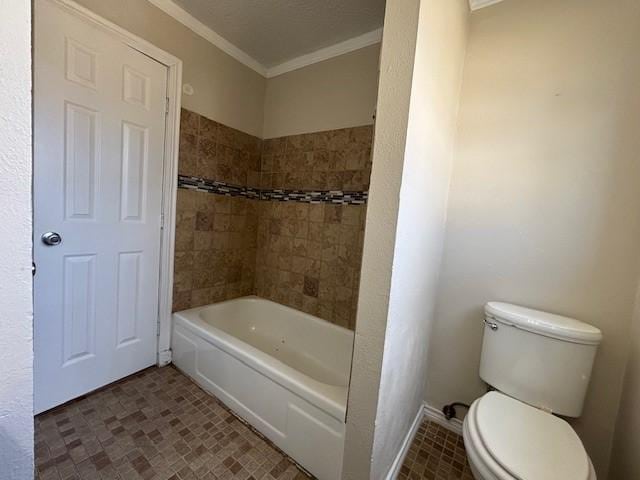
xmin=171 ymin=296 xmax=354 ymax=480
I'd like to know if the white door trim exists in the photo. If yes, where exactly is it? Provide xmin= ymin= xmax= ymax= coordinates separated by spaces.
xmin=49 ymin=0 xmax=182 ymax=366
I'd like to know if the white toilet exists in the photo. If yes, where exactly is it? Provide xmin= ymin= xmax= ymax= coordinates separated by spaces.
xmin=463 ymin=302 xmax=603 ymax=480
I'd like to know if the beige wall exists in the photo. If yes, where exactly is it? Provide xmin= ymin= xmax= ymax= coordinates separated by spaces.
xmin=0 ymin=2 xmax=33 ymax=478
xmin=263 ymin=45 xmax=380 ymax=139
xmin=343 ymin=0 xmax=469 ymax=478
xmin=609 ymin=286 xmax=640 ymax=479
xmin=74 ymin=0 xmax=266 ymax=137
xmin=425 ymin=0 xmax=640 ymax=477
xmin=72 ymin=0 xmax=380 ymax=141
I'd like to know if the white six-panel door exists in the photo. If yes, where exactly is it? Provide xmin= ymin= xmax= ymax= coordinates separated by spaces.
xmin=34 ymin=0 xmax=168 ymax=413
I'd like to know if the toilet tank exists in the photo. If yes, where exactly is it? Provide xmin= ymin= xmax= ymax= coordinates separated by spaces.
xmin=479 ymin=302 xmax=602 ymax=417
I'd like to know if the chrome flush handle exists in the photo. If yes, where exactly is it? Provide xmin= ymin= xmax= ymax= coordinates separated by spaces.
xmin=484 ymin=317 xmax=499 ymax=331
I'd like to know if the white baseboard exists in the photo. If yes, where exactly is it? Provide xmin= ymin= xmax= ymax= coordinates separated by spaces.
xmin=157 ymin=348 xmax=172 ymax=367
xmin=380 ymin=402 xmax=467 ymax=480
xmin=384 ymin=405 xmax=424 ymax=480
xmin=422 ymin=403 xmax=463 ymax=435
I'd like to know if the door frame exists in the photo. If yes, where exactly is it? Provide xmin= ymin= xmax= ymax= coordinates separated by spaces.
xmin=44 ymin=0 xmax=182 ymax=366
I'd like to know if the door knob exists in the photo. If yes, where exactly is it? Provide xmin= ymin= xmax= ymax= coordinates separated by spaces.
xmin=41 ymin=232 xmax=62 ymax=246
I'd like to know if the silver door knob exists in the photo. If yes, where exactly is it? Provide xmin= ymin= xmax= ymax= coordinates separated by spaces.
xmin=42 ymin=232 xmax=62 ymax=246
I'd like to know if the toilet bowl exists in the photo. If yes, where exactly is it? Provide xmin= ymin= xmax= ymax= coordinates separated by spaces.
xmin=462 ymin=391 xmax=596 ymax=480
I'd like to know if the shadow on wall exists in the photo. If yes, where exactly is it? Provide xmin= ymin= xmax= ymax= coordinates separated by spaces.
xmin=0 ymin=425 xmax=33 ymax=479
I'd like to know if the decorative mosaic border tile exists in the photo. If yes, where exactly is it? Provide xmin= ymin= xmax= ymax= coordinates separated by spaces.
xmin=178 ymin=175 xmax=260 ymax=199
xmin=260 ymin=189 xmax=367 ymax=205
xmin=178 ymin=175 xmax=368 ymax=205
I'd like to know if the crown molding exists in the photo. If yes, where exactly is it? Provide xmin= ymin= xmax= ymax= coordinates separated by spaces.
xmin=147 ymin=0 xmax=267 ymax=76
xmin=469 ymin=0 xmax=506 ymax=10
xmin=147 ymin=0 xmax=382 ymax=79
xmin=265 ymin=28 xmax=383 ymax=78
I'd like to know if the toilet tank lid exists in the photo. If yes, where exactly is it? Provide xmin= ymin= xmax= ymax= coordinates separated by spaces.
xmin=485 ymin=302 xmax=603 ymax=345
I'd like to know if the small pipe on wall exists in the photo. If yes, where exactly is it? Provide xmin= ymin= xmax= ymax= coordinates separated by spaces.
xmin=442 ymin=402 xmax=471 ymax=421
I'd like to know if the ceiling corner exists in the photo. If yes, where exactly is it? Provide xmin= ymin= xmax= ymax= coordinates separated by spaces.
xmin=148 ymin=0 xmax=383 ymax=79
xmin=469 ymin=0 xmax=506 ymax=11
xmin=266 ymin=28 xmax=383 ymax=78
xmin=147 ymin=0 xmax=267 ymax=76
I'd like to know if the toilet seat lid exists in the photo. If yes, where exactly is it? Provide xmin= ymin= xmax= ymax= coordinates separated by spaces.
xmin=474 ymin=392 xmax=590 ymax=480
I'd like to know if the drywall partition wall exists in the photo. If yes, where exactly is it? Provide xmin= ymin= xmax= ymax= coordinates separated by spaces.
xmin=263 ymin=44 xmax=381 ymax=139
xmin=425 ymin=0 xmax=640 ymax=477
xmin=73 ymin=0 xmax=266 ymax=137
xmin=609 ymin=285 xmax=640 ymax=480
xmin=342 ymin=0 xmax=468 ymax=475
xmin=0 ymin=1 xmax=34 ymax=478
xmin=369 ymin=0 xmax=469 ymax=477
xmin=342 ymin=0 xmax=420 ymax=477
xmin=344 ymin=0 xmax=470 ymax=474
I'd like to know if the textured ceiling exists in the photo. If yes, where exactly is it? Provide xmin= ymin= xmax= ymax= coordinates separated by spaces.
xmin=172 ymin=0 xmax=386 ymax=68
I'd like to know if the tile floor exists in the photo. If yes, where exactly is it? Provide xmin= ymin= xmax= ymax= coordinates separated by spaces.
xmin=35 ymin=366 xmax=309 ymax=480
xmin=399 ymin=420 xmax=474 ymax=480
xmin=35 ymin=365 xmax=473 ymax=480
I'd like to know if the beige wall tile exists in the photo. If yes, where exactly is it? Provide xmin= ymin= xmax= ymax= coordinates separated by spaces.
xmin=175 ymin=111 xmax=372 ymax=330
xmin=173 ymin=110 xmax=261 ymax=312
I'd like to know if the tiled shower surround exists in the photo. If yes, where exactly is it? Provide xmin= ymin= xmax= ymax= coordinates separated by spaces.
xmin=254 ymin=202 xmax=366 ymax=329
xmin=172 ymin=110 xmax=260 ymax=312
xmin=173 ymin=109 xmax=372 ymax=330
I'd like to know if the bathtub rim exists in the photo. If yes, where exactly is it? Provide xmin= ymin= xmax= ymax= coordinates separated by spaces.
xmin=171 ymin=295 xmax=353 ymax=422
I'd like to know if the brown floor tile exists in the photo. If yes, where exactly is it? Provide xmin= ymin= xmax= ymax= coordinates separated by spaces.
xmin=35 ymin=366 xmax=312 ymax=480
xmin=399 ymin=420 xmax=474 ymax=480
